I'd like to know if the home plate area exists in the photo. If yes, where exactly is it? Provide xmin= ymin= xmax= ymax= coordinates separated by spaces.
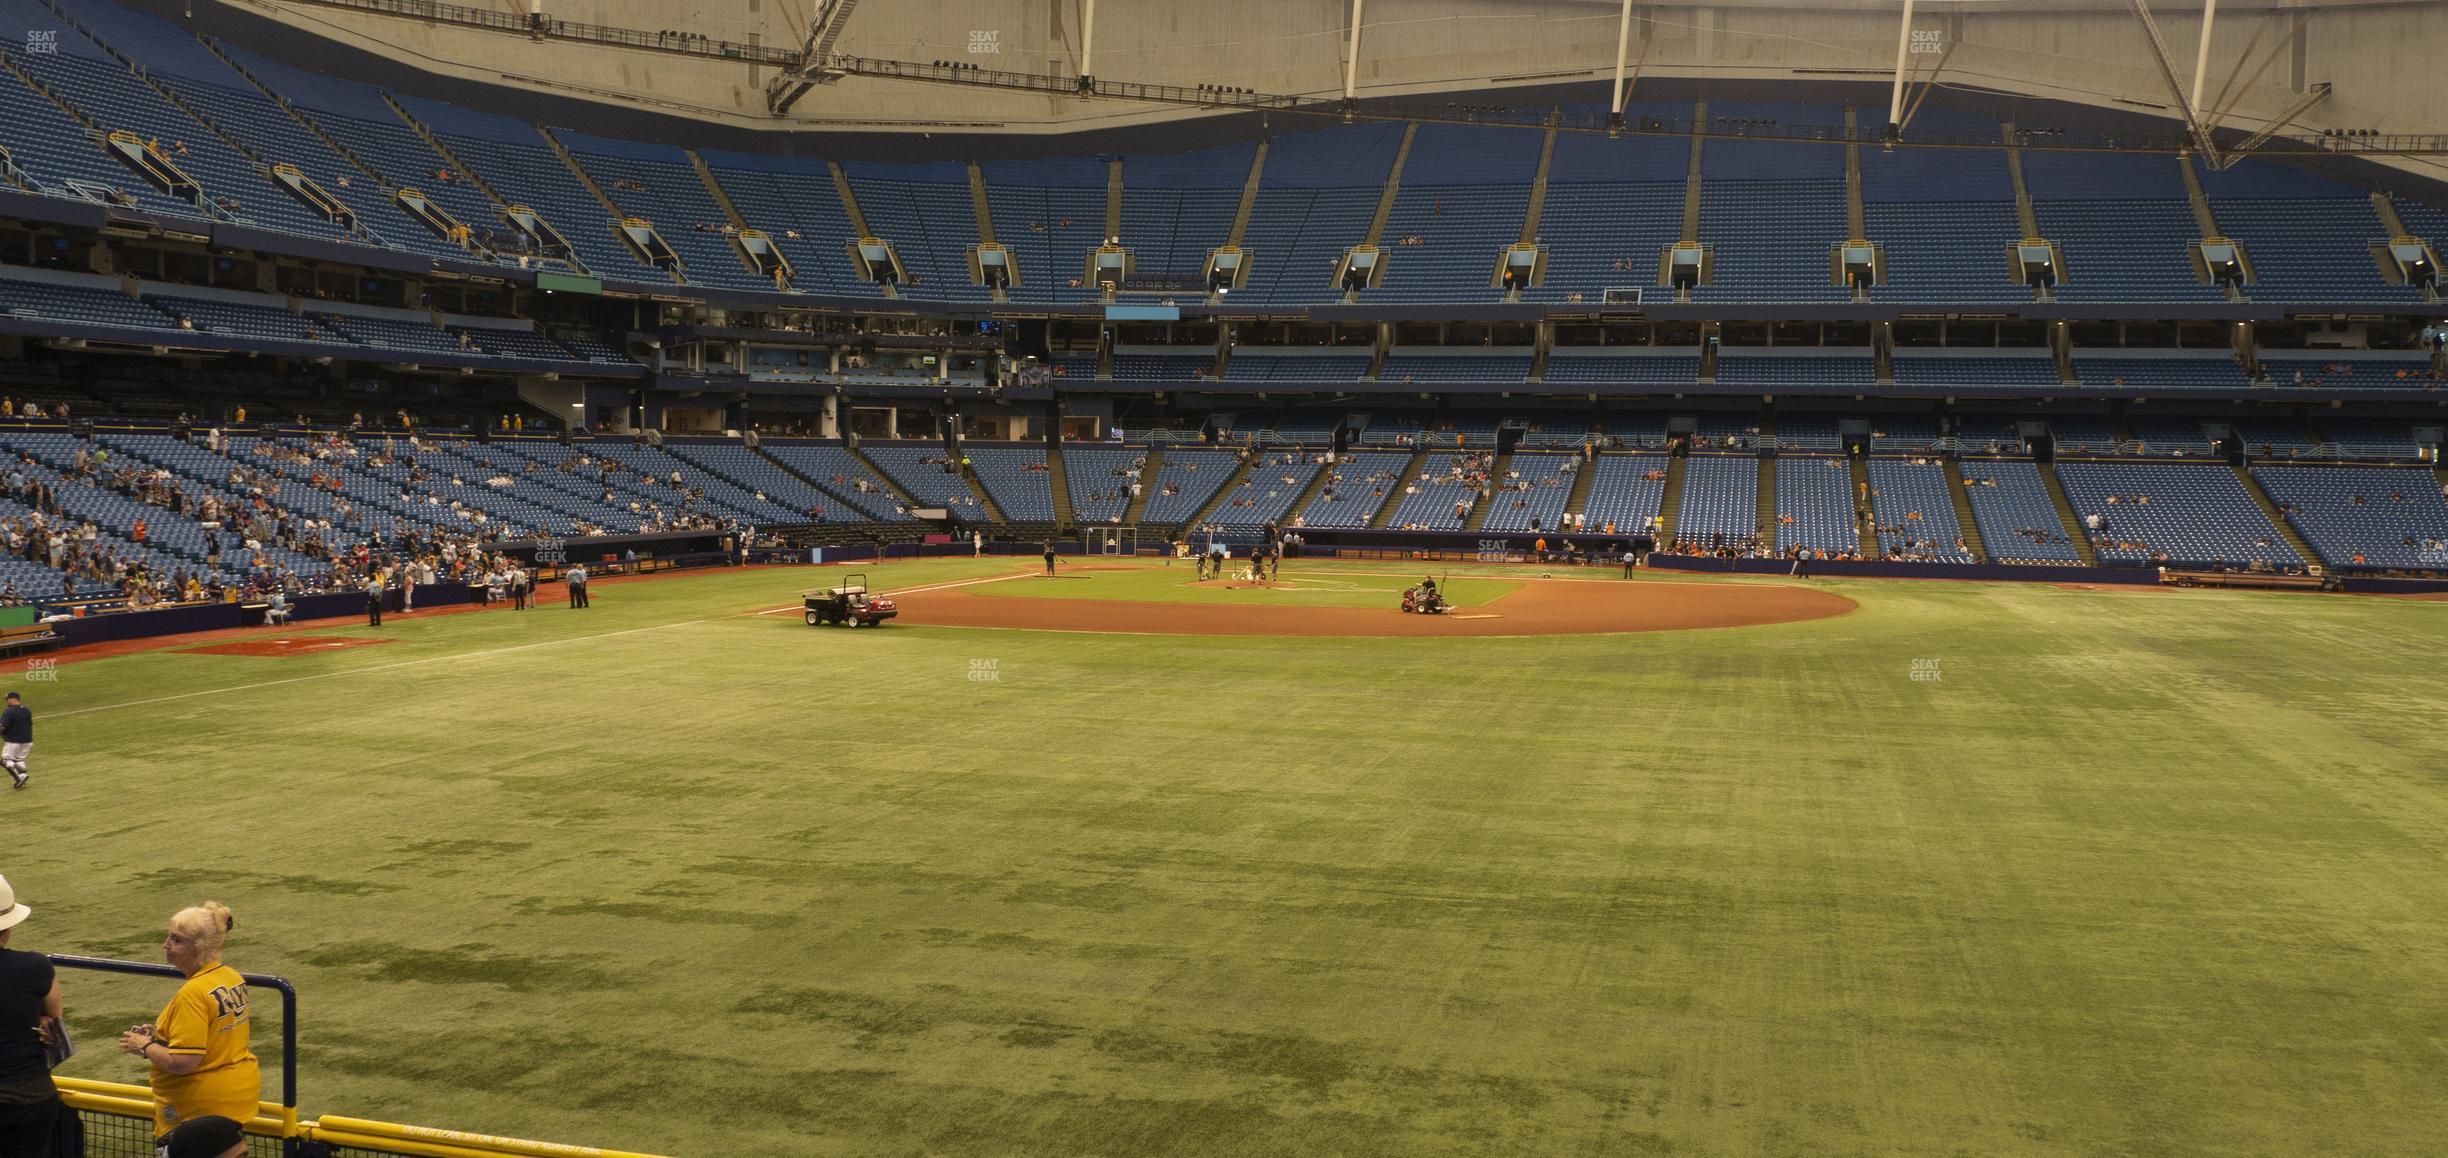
xmin=184 ymin=637 xmax=398 ymax=657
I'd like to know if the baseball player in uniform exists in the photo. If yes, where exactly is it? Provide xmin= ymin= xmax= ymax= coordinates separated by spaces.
xmin=0 ymin=692 xmax=27 ymax=789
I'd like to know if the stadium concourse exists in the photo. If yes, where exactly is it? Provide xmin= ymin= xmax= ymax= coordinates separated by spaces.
xmin=4 ymin=0 xmax=2448 ymax=1151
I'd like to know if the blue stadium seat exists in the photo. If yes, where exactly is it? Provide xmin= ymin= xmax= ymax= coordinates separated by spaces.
xmin=1959 ymin=459 xmax=2083 ymax=563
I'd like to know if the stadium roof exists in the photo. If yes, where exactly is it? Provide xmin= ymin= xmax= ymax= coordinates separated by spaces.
xmin=133 ymin=0 xmax=2448 ymax=187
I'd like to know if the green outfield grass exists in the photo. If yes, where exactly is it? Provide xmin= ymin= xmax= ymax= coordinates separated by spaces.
xmin=10 ymin=559 xmax=2448 ymax=1156
xmin=980 ymin=564 xmax=1522 ymax=608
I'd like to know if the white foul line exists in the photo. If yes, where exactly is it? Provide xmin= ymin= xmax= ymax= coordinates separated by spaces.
xmin=752 ymin=569 xmax=1035 ymax=614
xmin=43 ymin=616 xmax=726 ymax=720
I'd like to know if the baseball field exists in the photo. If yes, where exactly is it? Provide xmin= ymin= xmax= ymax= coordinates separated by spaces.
xmin=8 ymin=557 xmax=2448 ymax=1156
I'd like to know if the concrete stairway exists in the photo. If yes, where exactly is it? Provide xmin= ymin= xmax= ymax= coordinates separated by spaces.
xmin=1849 ymin=453 xmax=1879 ymax=557
xmin=2038 ymin=460 xmax=2101 ymax=565
xmin=1657 ymin=454 xmax=1688 ymax=543
xmin=1179 ymin=452 xmax=1259 ymax=531
xmin=1462 ymin=448 xmax=1515 ymax=531
xmin=1371 ymin=448 xmax=1433 ymax=529
xmin=2231 ymin=463 xmax=2322 ymax=573
xmin=1756 ymin=455 xmax=1779 ymax=552
xmin=1120 ymin=444 xmax=1164 ymax=524
xmin=1940 ymin=457 xmax=1991 ymax=562
xmin=1045 ymin=440 xmax=1076 ymax=528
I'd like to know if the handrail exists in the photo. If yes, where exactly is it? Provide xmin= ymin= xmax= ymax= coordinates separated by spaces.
xmin=48 ymin=952 xmax=300 ymax=1140
xmin=55 ymin=1078 xmax=676 ymax=1158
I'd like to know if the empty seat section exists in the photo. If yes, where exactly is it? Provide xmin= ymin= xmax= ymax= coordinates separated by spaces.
xmin=1478 ymin=453 xmax=1576 ymax=532
xmin=1062 ymin=446 xmax=1147 ymax=524
xmin=1528 ymin=112 xmax=1687 ymax=304
xmin=1221 ymin=350 xmax=1369 ymax=383
xmin=1865 ymin=458 xmax=1971 ymax=560
xmin=1580 ymin=453 xmax=1670 ymax=532
xmin=1371 ymin=124 xmax=1538 ymax=302
xmin=1889 ymin=351 xmax=2061 ymax=389
xmin=0 ymin=273 xmax=176 ymax=330
xmin=1695 ymin=138 xmax=1850 ymax=303
xmin=963 ymin=446 xmax=1055 ymax=521
xmin=2056 ymin=461 xmax=2301 ymax=568
xmin=1111 ymin=350 xmax=1214 ymax=380
xmin=982 ymin=157 xmax=1107 ymax=305
xmin=1212 ymin=452 xmax=1327 ymax=526
xmin=559 ymin=132 xmax=775 ymax=291
xmin=2255 ymin=351 xmax=2443 ymax=390
xmin=697 ymin=151 xmax=870 ymax=296
xmin=663 ymin=442 xmax=844 ymax=520
xmin=2024 ymin=152 xmax=2224 ymax=303
xmin=2251 ymin=465 xmax=2448 ymax=569
xmin=2197 ymin=160 xmax=2413 ymax=306
xmin=755 ymin=443 xmax=920 ymax=521
xmin=1294 ymin=450 xmax=1410 ymax=528
xmin=1142 ymin=448 xmax=1241 ymax=525
xmin=2070 ymin=355 xmax=2244 ymax=391
xmin=1382 ymin=452 xmax=1492 ymax=529
xmin=1958 ymin=459 xmax=2083 ymax=563
xmin=2311 ymin=419 xmax=2421 ymax=461
xmin=1774 ymin=456 xmax=1856 ymax=555
xmin=397 ymin=97 xmax=651 ymax=279
xmin=1377 ymin=350 xmax=1532 ymax=384
xmin=1239 ymin=123 xmax=1401 ymax=306
xmin=1860 ymin=125 xmax=2029 ymax=304
xmin=1541 ymin=350 xmax=1698 ymax=387
xmin=840 ymin=161 xmax=991 ymax=303
xmin=1118 ymin=142 xmax=1250 ymax=290
xmin=1711 ymin=351 xmax=1873 ymax=389
xmin=1676 ymin=455 xmax=1759 ymax=546
xmin=860 ymin=443 xmax=988 ymax=513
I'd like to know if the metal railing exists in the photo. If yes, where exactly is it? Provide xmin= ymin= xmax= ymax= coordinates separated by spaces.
xmin=262 ymin=0 xmax=792 ymax=65
xmin=43 ymin=955 xmax=670 ymax=1156
xmin=51 ymin=955 xmax=300 ymax=1119
xmin=49 ymin=954 xmax=301 ymax=1154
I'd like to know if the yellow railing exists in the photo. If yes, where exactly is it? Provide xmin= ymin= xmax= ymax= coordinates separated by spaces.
xmin=57 ymin=1077 xmax=670 ymax=1158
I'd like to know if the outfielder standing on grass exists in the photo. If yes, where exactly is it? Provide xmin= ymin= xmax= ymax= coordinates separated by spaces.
xmin=1042 ymin=541 xmax=1056 ymax=576
xmin=0 ymin=693 xmax=26 ymax=790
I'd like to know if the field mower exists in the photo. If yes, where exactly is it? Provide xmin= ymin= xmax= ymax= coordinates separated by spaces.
xmin=804 ymin=574 xmax=898 ymax=627
xmin=1400 ymin=581 xmax=1450 ymax=615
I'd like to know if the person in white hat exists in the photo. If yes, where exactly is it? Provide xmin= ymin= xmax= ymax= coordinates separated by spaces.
xmin=0 ymin=874 xmax=64 ymax=1153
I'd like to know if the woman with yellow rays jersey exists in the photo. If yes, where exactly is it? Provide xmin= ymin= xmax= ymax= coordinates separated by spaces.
xmin=119 ymin=902 xmax=259 ymax=1137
